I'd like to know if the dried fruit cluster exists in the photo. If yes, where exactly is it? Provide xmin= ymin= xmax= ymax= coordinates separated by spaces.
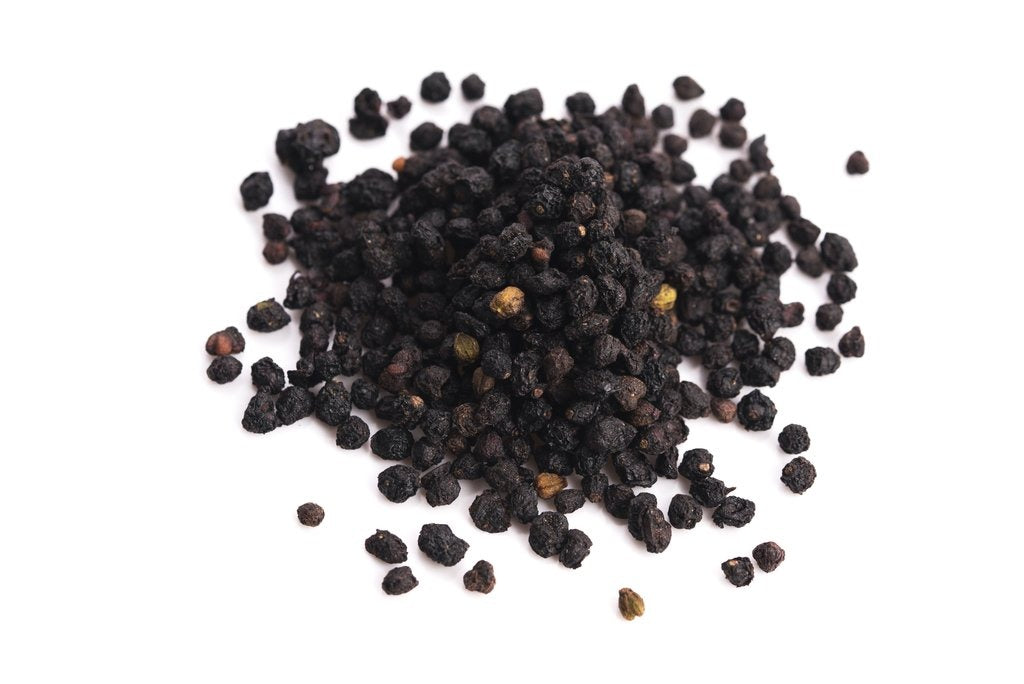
xmin=209 ymin=72 xmax=866 ymax=585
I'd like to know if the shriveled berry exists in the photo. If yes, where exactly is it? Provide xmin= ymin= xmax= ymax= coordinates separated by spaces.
xmin=782 ymin=456 xmax=817 ymax=494
xmin=690 ymin=477 xmax=734 ymax=507
xmin=336 ymin=415 xmax=370 ymax=449
xmin=296 ymin=502 xmax=324 ymax=527
xmin=737 ymin=389 xmax=777 ymax=431
xmin=820 ymin=233 xmax=859 ymax=272
xmin=469 ymin=490 xmax=511 ymax=533
xmin=558 ymin=529 xmax=592 ymax=569
xmin=672 ymin=76 xmax=704 ymax=100
xmin=722 ymin=557 xmax=755 ymax=587
xmin=805 ymin=347 xmax=841 ymax=376
xmin=240 ymin=172 xmax=273 ymax=211
xmin=242 ymin=391 xmax=278 ymax=434
xmin=668 ymin=494 xmax=703 ymax=529
xmin=554 ymin=489 xmax=586 ymax=514
xmin=827 ymin=273 xmax=858 ymax=304
xmin=461 ymin=74 xmax=485 ymax=100
xmin=839 ymin=326 xmax=865 ymax=357
xmin=421 ymin=463 xmax=461 ymax=507
xmin=418 ymin=523 xmax=469 ymax=566
xmin=711 ymin=398 xmax=737 ymax=423
xmin=463 ymin=560 xmax=495 ymax=593
xmin=816 ymin=303 xmax=844 ymax=331
xmin=364 ymin=529 xmax=408 ymax=563
xmin=207 ymin=356 xmax=242 ymax=384
xmin=528 ymin=511 xmax=568 ymax=558
xmin=719 ymin=122 xmax=747 ymax=148
xmin=251 ymin=357 xmax=285 ymax=393
xmin=778 ymin=424 xmax=810 ymax=454
xmin=713 ymin=496 xmax=756 ymax=528
xmin=420 ymin=72 xmax=451 ymax=102
xmin=680 ymin=448 xmax=715 ymax=480
xmin=371 ymin=427 xmax=414 ymax=460
xmin=276 ymin=386 xmax=314 ymax=425
xmin=386 ymin=96 xmax=411 ymax=118
xmin=719 ymin=98 xmax=746 ymax=122
xmin=753 ymin=541 xmax=786 ymax=572
xmin=246 ymin=299 xmax=290 ymax=332
xmin=410 ymin=122 xmax=443 ymax=151
xmin=382 ymin=566 xmax=418 ymax=595
xmin=377 ymin=464 xmax=420 ymax=503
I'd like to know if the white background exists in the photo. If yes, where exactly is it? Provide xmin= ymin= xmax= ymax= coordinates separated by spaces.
xmin=1 ymin=1 xmax=1021 ymax=681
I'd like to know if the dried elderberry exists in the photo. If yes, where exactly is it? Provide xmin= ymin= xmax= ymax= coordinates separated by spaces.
xmin=805 ymin=347 xmax=841 ymax=376
xmin=296 ymin=502 xmax=325 ymax=527
xmin=420 ymin=72 xmax=451 ymax=102
xmin=721 ymin=557 xmax=755 ymax=587
xmin=839 ymin=326 xmax=865 ymax=358
xmin=382 ymin=566 xmax=418 ymax=595
xmin=846 ymin=151 xmax=869 ymax=174
xmin=336 ymin=415 xmax=370 ymax=449
xmin=529 ymin=511 xmax=568 ymax=558
xmin=377 ymin=465 xmax=420 ymax=503
xmin=558 ymin=529 xmax=592 ymax=569
xmin=752 ymin=541 xmax=785 ymax=572
xmin=463 ymin=560 xmax=495 ymax=593
xmin=737 ymin=390 xmax=777 ymax=431
xmin=618 ymin=588 xmax=645 ymax=620
xmin=207 ymin=356 xmax=242 ymax=384
xmin=365 ymin=530 xmax=408 ymax=563
xmin=781 ymin=457 xmax=817 ymax=494
xmin=418 ymin=523 xmax=469 ymax=566
xmin=461 ymin=74 xmax=485 ymax=101
xmin=239 ymin=172 xmax=272 ymax=211
xmin=778 ymin=424 xmax=810 ymax=454
xmin=713 ymin=496 xmax=756 ymax=528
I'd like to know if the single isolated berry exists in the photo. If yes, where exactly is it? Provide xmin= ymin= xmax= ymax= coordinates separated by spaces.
xmin=752 ymin=541 xmax=786 ymax=572
xmin=778 ymin=424 xmax=810 ymax=454
xmin=296 ymin=502 xmax=324 ymax=527
xmin=364 ymin=530 xmax=408 ymax=563
xmin=782 ymin=456 xmax=817 ymax=494
xmin=381 ymin=566 xmax=418 ymax=595
xmin=463 ymin=560 xmax=496 ymax=593
xmin=846 ymin=150 xmax=869 ymax=174
xmin=240 ymin=172 xmax=273 ymax=210
xmin=722 ymin=557 xmax=755 ymax=587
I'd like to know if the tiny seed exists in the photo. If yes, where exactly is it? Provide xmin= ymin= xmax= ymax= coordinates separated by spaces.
xmin=650 ymin=284 xmax=677 ymax=313
xmin=535 ymin=472 xmax=568 ymax=499
xmin=490 ymin=286 xmax=526 ymax=319
xmin=454 ymin=333 xmax=480 ymax=363
xmin=618 ymin=587 xmax=645 ymax=620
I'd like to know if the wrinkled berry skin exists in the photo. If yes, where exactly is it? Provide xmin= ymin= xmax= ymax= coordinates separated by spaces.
xmin=246 ymin=299 xmax=290 ymax=332
xmin=418 ymin=523 xmax=469 ymax=566
xmin=276 ymin=386 xmax=314 ymax=425
xmin=680 ymin=448 xmax=714 ymax=480
xmin=240 ymin=172 xmax=273 ymax=210
xmin=296 ymin=502 xmax=324 ymax=527
xmin=364 ymin=529 xmax=408 ymax=563
xmin=470 ymin=490 xmax=511 ymax=533
xmin=461 ymin=74 xmax=485 ymax=100
xmin=382 ymin=566 xmax=418 ymax=595
xmin=737 ymin=390 xmax=777 ymax=431
xmin=782 ymin=456 xmax=817 ymax=494
xmin=377 ymin=464 xmax=420 ymax=503
xmin=529 ymin=511 xmax=568 ymax=558
xmin=722 ymin=557 xmax=755 ymax=587
xmin=712 ymin=496 xmax=756 ymax=528
xmin=370 ymin=427 xmax=414 ymax=460
xmin=778 ymin=424 xmax=810 ymax=454
xmin=668 ymin=494 xmax=703 ymax=529
xmin=336 ymin=415 xmax=370 ymax=449
xmin=464 ymin=560 xmax=496 ymax=593
xmin=753 ymin=541 xmax=786 ymax=572
xmin=805 ymin=347 xmax=841 ymax=376
xmin=673 ymin=75 xmax=704 ymax=100
xmin=690 ymin=477 xmax=734 ymax=507
xmin=387 ymin=96 xmax=411 ymax=118
xmin=242 ymin=391 xmax=278 ymax=434
xmin=422 ymin=464 xmax=461 ymax=507
xmin=207 ymin=356 xmax=242 ymax=384
xmin=251 ymin=357 xmax=285 ymax=393
xmin=558 ymin=529 xmax=592 ymax=569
